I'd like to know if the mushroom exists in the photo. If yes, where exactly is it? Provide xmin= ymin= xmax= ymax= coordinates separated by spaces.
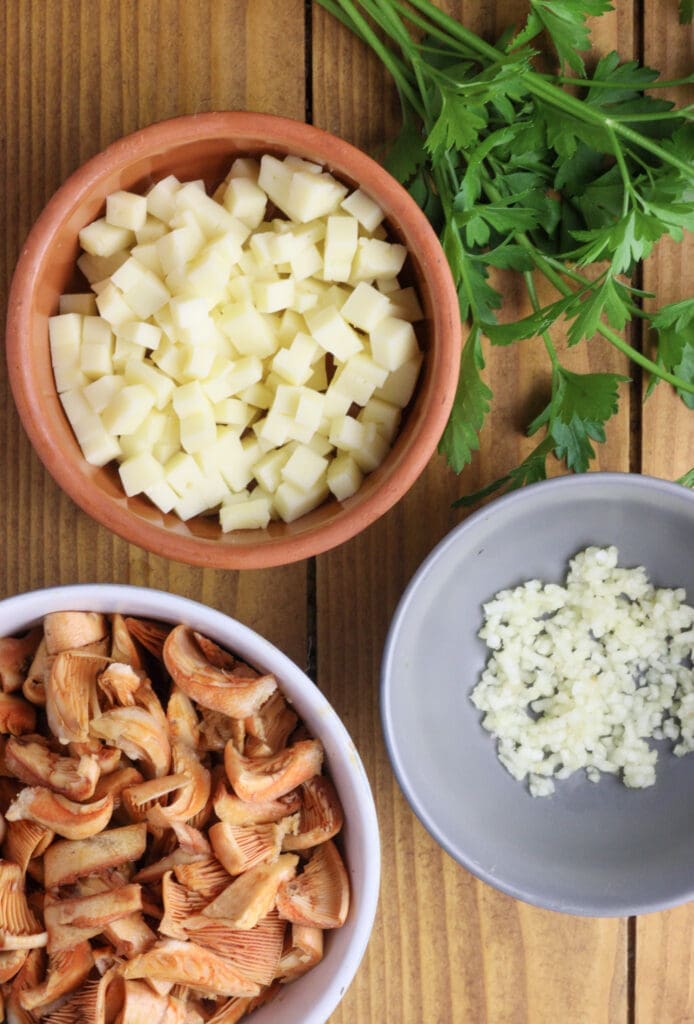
xmin=43 ymin=612 xmax=108 ymax=655
xmin=4 ymin=736 xmax=100 ymax=801
xmin=185 ymin=909 xmax=287 ymax=986
xmin=223 ymin=738 xmax=323 ymax=803
xmin=0 ymin=694 xmax=36 ymax=736
xmin=173 ymin=857 xmax=232 ymax=900
xmin=5 ymin=788 xmax=114 ymax=841
xmin=146 ymin=690 xmax=211 ymax=827
xmin=243 ymin=690 xmax=297 ymax=758
xmin=281 ymin=775 xmax=344 ymax=851
xmin=18 ymin=942 xmax=93 ymax=1013
xmin=89 ymin=706 xmax=171 ymax=778
xmin=44 ymin=883 xmax=143 ymax=953
xmin=213 ymin=780 xmax=301 ymax=826
xmin=121 ymin=938 xmax=260 ymax=998
xmin=42 ymin=823 xmax=148 ymax=888
xmin=198 ymin=854 xmax=299 ymax=931
xmin=276 ymin=923 xmax=324 ymax=982
xmin=276 ymin=838 xmax=350 ymax=929
xmin=208 ymin=818 xmax=297 ymax=876
xmin=0 ymin=628 xmax=42 ymax=694
xmin=46 ymin=650 xmax=106 ymax=744
xmin=2 ymin=819 xmax=54 ymax=873
xmin=163 ymin=626 xmax=277 ymax=719
xmin=0 ymin=861 xmax=47 ymax=950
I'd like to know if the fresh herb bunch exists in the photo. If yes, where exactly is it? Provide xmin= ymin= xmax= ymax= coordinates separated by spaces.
xmin=315 ymin=0 xmax=694 ymax=501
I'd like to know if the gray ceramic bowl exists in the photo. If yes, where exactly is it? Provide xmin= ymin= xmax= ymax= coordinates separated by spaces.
xmin=381 ymin=473 xmax=694 ymax=916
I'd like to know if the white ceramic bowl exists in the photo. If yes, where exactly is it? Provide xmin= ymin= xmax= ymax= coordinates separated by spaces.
xmin=382 ymin=473 xmax=694 ymax=916
xmin=0 ymin=584 xmax=380 ymax=1024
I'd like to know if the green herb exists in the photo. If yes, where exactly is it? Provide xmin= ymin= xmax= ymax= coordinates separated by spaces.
xmin=316 ymin=0 xmax=694 ymax=499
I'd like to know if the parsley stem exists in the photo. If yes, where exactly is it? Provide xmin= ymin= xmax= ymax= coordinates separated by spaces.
xmin=524 ymin=272 xmax=560 ymax=369
xmin=389 ymin=0 xmax=694 ymax=179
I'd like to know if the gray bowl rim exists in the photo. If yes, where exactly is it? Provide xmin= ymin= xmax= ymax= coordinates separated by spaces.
xmin=380 ymin=471 xmax=694 ymax=917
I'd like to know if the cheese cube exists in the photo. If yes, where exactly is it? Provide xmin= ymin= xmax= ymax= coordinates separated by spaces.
xmin=328 ymin=414 xmax=365 ymax=452
xmin=341 ymin=281 xmax=391 ymax=332
xmin=179 ymin=406 xmax=217 ymax=454
xmin=253 ymin=446 xmax=293 ymax=492
xmin=257 ymin=155 xmax=293 ymax=215
xmin=219 ymin=435 xmax=262 ymax=492
xmin=136 ymin=216 xmax=169 ymax=245
xmin=374 ymin=353 xmax=423 ymax=408
xmin=290 ymin=243 xmax=322 ymax=282
xmin=49 ymin=313 xmax=86 ymax=393
xmin=359 ymin=397 xmax=401 ymax=442
xmin=175 ymin=181 xmax=242 ymax=239
xmin=239 ymin=382 xmax=275 ymax=410
xmin=124 ymin=360 xmax=175 ymax=409
xmin=350 ymin=238 xmax=407 ymax=282
xmin=323 ymin=216 xmax=358 ymax=282
xmin=283 ymin=155 xmax=323 ymax=175
xmin=79 ymin=218 xmax=134 ymax=258
xmin=119 ymin=410 xmax=169 ymax=458
xmin=60 ymin=389 xmax=121 ymax=467
xmin=172 ymin=381 xmax=207 ymax=419
xmin=116 ymin=320 xmax=162 ymax=350
xmin=164 ymin=451 xmax=204 ymax=495
xmin=219 ymin=302 xmax=278 ymax=357
xmin=95 ymin=283 xmax=136 ymax=327
xmin=306 ymin=357 xmax=328 ymax=392
xmin=212 ymin=397 xmax=255 ymax=428
xmin=304 ymin=305 xmax=362 ymax=362
xmin=294 ymin=388 xmax=325 ymax=434
xmin=331 ymin=353 xmax=388 ymax=407
xmin=144 ymin=479 xmax=178 ymax=513
xmin=118 ymin=451 xmax=164 ymax=496
xmin=220 ymin=493 xmax=272 ymax=532
xmin=281 ymin=445 xmax=329 ymax=491
xmin=387 ymin=286 xmax=424 ymax=322
xmin=80 ymin=335 xmax=114 ymax=378
xmin=340 ymin=188 xmax=384 ymax=232
xmin=59 ymin=293 xmax=97 ymax=316
xmin=130 ymin=242 xmax=163 ymax=276
xmin=286 ymin=171 xmax=348 ymax=223
xmin=119 ymin=267 xmax=170 ymax=320
xmin=151 ymin=337 xmax=185 ymax=380
xmin=274 ymin=478 xmax=329 ymax=523
xmin=253 ymin=278 xmax=295 ymax=314
xmin=102 ymin=384 xmax=155 ymax=435
xmin=370 ymin=317 xmax=420 ymax=372
xmin=106 ymin=190 xmax=148 ymax=231
xmin=227 ymin=157 xmax=260 ymax=182
xmin=222 ymin=176 xmax=268 ymax=229
xmin=184 ymin=248 xmax=234 ymax=303
xmin=82 ymin=374 xmax=125 ymax=414
xmin=271 ymin=333 xmax=318 ymax=386
xmin=327 ymin=452 xmax=364 ymax=501
xmin=146 ymin=175 xmax=181 ymax=223
xmin=352 ymin=421 xmax=389 ymax=472
xmin=77 ymin=250 xmax=129 ymax=285
xmin=156 ymin=224 xmax=204 ymax=275
xmin=174 ymin=471 xmax=229 ymax=520
xmin=112 ymin=336 xmax=146 ymax=371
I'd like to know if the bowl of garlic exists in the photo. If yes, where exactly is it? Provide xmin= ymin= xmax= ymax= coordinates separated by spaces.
xmin=5 ymin=112 xmax=461 ymax=568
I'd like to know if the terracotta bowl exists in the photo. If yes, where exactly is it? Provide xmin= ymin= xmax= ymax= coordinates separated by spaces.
xmin=6 ymin=112 xmax=462 ymax=569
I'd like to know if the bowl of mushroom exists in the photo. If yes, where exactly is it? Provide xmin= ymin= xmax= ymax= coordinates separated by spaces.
xmin=5 ymin=112 xmax=462 ymax=568
xmin=0 ymin=584 xmax=380 ymax=1023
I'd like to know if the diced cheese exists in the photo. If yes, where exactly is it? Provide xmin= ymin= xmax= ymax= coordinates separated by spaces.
xmin=79 ymin=218 xmax=134 ymax=258
xmin=106 ymin=190 xmax=148 ymax=232
xmin=370 ymin=317 xmax=419 ymax=372
xmin=341 ymin=281 xmax=391 ymax=332
xmin=340 ymin=188 xmax=385 ymax=232
xmin=327 ymin=451 xmax=364 ymax=501
xmin=304 ymin=305 xmax=362 ymax=362
xmin=102 ymin=384 xmax=156 ymax=436
xmin=118 ymin=451 xmax=164 ymax=496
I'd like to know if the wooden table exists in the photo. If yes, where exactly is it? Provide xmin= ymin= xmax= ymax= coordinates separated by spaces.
xmin=1 ymin=2 xmax=692 ymax=1021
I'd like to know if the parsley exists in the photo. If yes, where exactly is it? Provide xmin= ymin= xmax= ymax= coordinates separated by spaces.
xmin=316 ymin=0 xmax=694 ymax=499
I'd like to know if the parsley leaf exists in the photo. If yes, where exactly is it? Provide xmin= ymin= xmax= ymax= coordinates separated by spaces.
xmin=438 ymin=327 xmax=492 ymax=472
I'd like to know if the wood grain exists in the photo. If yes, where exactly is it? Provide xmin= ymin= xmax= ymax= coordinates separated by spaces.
xmin=311 ymin=3 xmax=638 ymax=1023
xmin=635 ymin=5 xmax=694 ymax=1022
xmin=0 ymin=0 xmax=308 ymax=642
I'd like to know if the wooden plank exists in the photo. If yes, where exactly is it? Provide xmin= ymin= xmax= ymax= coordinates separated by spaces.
xmin=0 ymin=0 xmax=307 ymax=666
xmin=313 ymin=2 xmax=629 ymax=1021
xmin=635 ymin=3 xmax=694 ymax=1020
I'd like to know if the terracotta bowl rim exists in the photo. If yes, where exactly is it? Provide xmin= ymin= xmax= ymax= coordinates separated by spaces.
xmin=6 ymin=111 xmax=463 ymax=569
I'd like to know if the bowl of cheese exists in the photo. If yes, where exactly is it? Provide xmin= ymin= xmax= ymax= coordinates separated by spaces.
xmin=5 ymin=112 xmax=461 ymax=568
